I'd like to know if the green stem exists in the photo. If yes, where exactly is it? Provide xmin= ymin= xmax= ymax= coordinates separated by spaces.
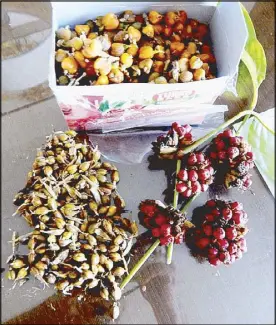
xmin=167 ymin=159 xmax=182 ymax=265
xmin=180 ymin=193 xmax=200 ymax=214
xmin=120 ymin=239 xmax=160 ymax=290
xmin=181 ymin=110 xmax=274 ymax=155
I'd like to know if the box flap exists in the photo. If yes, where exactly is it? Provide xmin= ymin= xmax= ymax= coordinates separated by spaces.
xmin=210 ymin=2 xmax=248 ymax=77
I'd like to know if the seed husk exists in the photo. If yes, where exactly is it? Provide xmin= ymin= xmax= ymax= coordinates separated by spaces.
xmin=55 ymin=280 xmax=69 ymax=291
xmin=112 ymin=285 xmax=122 ymax=301
xmin=109 ymin=252 xmax=122 ymax=262
xmin=47 ymin=273 xmax=57 ymax=284
xmin=83 ymin=270 xmax=94 ymax=280
xmin=105 ymin=259 xmax=114 ymax=271
xmin=98 ymin=244 xmax=107 ymax=253
xmin=88 ymin=279 xmax=99 ymax=289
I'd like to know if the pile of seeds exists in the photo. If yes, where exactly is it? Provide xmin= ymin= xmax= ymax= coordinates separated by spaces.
xmin=7 ymin=130 xmax=138 ymax=319
xmin=55 ymin=10 xmax=217 ymax=86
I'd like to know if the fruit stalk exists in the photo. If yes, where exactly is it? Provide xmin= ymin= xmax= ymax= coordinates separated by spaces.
xmin=167 ymin=159 xmax=182 ymax=265
xmin=120 ymin=239 xmax=160 ymax=290
xmin=180 ymin=110 xmax=274 ymax=156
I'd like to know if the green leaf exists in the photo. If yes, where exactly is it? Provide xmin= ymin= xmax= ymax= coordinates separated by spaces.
xmin=240 ymin=3 xmax=267 ymax=86
xmin=112 ymin=101 xmax=126 ymax=109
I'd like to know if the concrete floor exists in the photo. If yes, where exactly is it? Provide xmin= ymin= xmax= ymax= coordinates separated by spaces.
xmin=1 ymin=2 xmax=275 ymax=324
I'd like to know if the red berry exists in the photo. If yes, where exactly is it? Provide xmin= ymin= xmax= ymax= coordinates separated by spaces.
xmin=201 ymin=184 xmax=209 ymax=192
xmin=184 ymin=133 xmax=192 ymax=141
xmin=152 ymin=228 xmax=161 ymax=237
xmin=188 ymin=170 xmax=198 ymax=182
xmin=208 ymin=257 xmax=221 ymax=266
xmin=196 ymin=152 xmax=205 ymax=163
xmin=216 ymin=140 xmax=225 ymax=151
xmin=143 ymin=217 xmax=150 ymax=227
xmin=176 ymin=182 xmax=187 ymax=193
xmin=206 ymin=200 xmax=216 ymax=207
xmin=160 ymin=235 xmax=174 ymax=246
xmin=216 ymin=238 xmax=229 ymax=250
xmin=217 ymin=151 xmax=227 ymax=160
xmin=198 ymin=169 xmax=210 ymax=181
xmin=211 ymin=209 xmax=220 ymax=217
xmin=246 ymin=151 xmax=254 ymax=160
xmin=178 ymin=169 xmax=188 ymax=181
xmin=228 ymin=243 xmax=238 ymax=254
xmin=222 ymin=208 xmax=232 ymax=221
xmin=203 ymin=224 xmax=213 ymax=236
xmin=210 ymin=152 xmax=217 ymax=159
xmin=232 ymin=211 xmax=244 ymax=224
xmin=191 ymin=181 xmax=201 ymax=193
xmin=160 ymin=224 xmax=171 ymax=237
xmin=182 ymin=188 xmax=192 ymax=197
xmin=172 ymin=122 xmax=180 ymax=131
xmin=230 ymin=202 xmax=243 ymax=211
xmin=157 ymin=135 xmax=165 ymax=142
xmin=229 ymin=136 xmax=241 ymax=146
xmin=213 ymin=227 xmax=225 ymax=239
xmin=175 ymin=234 xmax=184 ymax=244
xmin=140 ymin=204 xmax=156 ymax=217
xmin=219 ymin=251 xmax=230 ymax=262
xmin=187 ymin=154 xmax=197 ymax=165
xmin=155 ymin=214 xmax=167 ymax=226
xmin=222 ymin=129 xmax=233 ymax=138
xmin=196 ymin=237 xmax=210 ymax=249
xmin=205 ymin=214 xmax=215 ymax=222
xmin=225 ymin=227 xmax=237 ymax=240
xmin=176 ymin=126 xmax=186 ymax=137
xmin=227 ymin=147 xmax=240 ymax=159
xmin=208 ymin=247 xmax=218 ymax=257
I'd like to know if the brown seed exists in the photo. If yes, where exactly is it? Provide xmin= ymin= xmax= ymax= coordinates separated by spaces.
xmin=10 ymin=259 xmax=25 ymax=269
xmin=99 ymin=254 xmax=107 ymax=265
xmin=34 ymin=207 xmax=50 ymax=215
xmin=100 ymin=288 xmax=109 ymax=300
xmin=28 ymin=252 xmax=36 ymax=264
xmin=16 ymin=268 xmax=28 ymax=280
xmin=109 ymin=245 xmax=120 ymax=253
xmin=113 ymin=267 xmax=125 ymax=277
xmin=35 ymin=261 xmax=47 ymax=271
xmin=114 ymin=235 xmax=124 ymax=246
xmin=91 ymin=253 xmax=100 ymax=266
xmin=98 ymin=206 xmax=108 ymax=215
xmin=83 ymin=270 xmax=94 ymax=280
xmin=69 ymin=271 xmax=78 ymax=279
xmin=103 ymin=219 xmax=114 ymax=234
xmin=79 ymin=161 xmax=90 ymax=172
xmin=81 ymin=262 xmax=90 ymax=270
xmin=98 ymin=243 xmax=107 ymax=253
xmin=105 ymin=259 xmax=114 ymax=271
xmin=7 ymin=270 xmax=16 ymax=280
xmin=55 ymin=280 xmax=69 ymax=291
xmin=109 ymin=253 xmax=122 ymax=262
xmin=107 ymin=274 xmax=115 ymax=283
xmin=112 ymin=285 xmax=122 ymax=301
xmin=97 ymin=265 xmax=105 ymax=273
xmin=107 ymin=206 xmax=117 ymax=217
xmin=88 ymin=279 xmax=99 ymax=289
xmin=87 ymin=234 xmax=97 ymax=246
xmin=88 ymin=223 xmax=100 ymax=234
xmin=73 ymin=253 xmax=87 ymax=262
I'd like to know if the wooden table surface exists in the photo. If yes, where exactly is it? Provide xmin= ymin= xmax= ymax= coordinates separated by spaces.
xmin=1 ymin=2 xmax=275 ymax=324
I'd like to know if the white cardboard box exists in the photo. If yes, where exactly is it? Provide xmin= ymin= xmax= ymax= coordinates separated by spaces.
xmin=49 ymin=2 xmax=247 ymax=131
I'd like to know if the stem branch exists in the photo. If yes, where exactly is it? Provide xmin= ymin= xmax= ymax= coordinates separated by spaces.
xmin=120 ymin=239 xmax=160 ymax=290
xmin=167 ymin=159 xmax=182 ymax=265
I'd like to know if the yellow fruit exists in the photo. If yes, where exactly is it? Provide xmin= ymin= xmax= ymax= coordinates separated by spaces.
xmin=102 ymin=13 xmax=119 ymax=30
xmin=61 ymin=57 xmax=78 ymax=74
xmin=142 ymin=24 xmax=154 ymax=38
xmin=120 ymin=53 xmax=133 ymax=68
xmin=127 ymin=44 xmax=138 ymax=57
xmin=139 ymin=46 xmax=154 ymax=59
xmin=95 ymin=75 xmax=109 ymax=85
xmin=75 ymin=25 xmax=90 ymax=36
xmin=74 ymin=51 xmax=87 ymax=69
xmin=127 ymin=26 xmax=141 ymax=43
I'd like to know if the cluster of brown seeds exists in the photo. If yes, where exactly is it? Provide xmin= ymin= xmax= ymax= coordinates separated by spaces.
xmin=7 ymin=130 xmax=138 ymax=319
xmin=55 ymin=10 xmax=216 ymax=86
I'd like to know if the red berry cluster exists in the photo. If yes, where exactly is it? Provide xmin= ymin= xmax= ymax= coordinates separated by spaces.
xmin=152 ymin=123 xmax=193 ymax=159
xmin=176 ymin=152 xmax=214 ymax=198
xmin=139 ymin=200 xmax=190 ymax=246
xmin=186 ymin=199 xmax=248 ymax=266
xmin=209 ymin=129 xmax=255 ymax=190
